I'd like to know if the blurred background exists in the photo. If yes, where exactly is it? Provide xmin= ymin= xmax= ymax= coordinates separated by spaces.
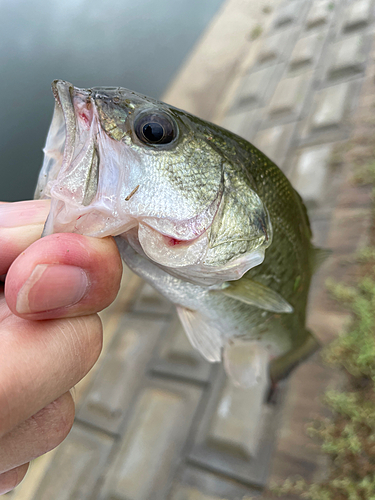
xmin=0 ymin=0 xmax=225 ymax=201
xmin=4 ymin=0 xmax=375 ymax=498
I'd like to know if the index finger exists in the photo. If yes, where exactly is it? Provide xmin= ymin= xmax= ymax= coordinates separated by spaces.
xmin=0 ymin=200 xmax=51 ymax=275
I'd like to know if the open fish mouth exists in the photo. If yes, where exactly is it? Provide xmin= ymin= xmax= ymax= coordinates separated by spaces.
xmin=36 ymin=81 xmax=93 ymax=201
xmin=35 ymin=80 xmax=112 ymax=236
xmin=34 ymin=81 xmax=71 ymax=200
xmin=50 ymin=81 xmax=100 ymax=208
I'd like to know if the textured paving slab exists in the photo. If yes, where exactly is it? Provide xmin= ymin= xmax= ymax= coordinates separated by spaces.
xmin=29 ymin=423 xmax=114 ymax=500
xmin=299 ymin=79 xmax=364 ymax=143
xmin=325 ymin=32 xmax=369 ymax=79
xmin=98 ymin=378 xmax=202 ymax=500
xmin=168 ymin=466 xmax=261 ymax=500
xmin=253 ymin=122 xmax=296 ymax=167
xmin=289 ymin=144 xmax=333 ymax=206
xmin=341 ymin=0 xmax=374 ymax=32
xmin=305 ymin=0 xmax=335 ymax=29
xmin=231 ymin=65 xmax=285 ymax=111
xmin=256 ymin=28 xmax=298 ymax=65
xmin=289 ymin=31 xmax=326 ymax=70
xmin=268 ymin=70 xmax=313 ymax=118
xmin=221 ymin=108 xmax=264 ymax=143
xmin=150 ymin=314 xmax=212 ymax=383
xmin=312 ymin=82 xmax=352 ymax=128
xmin=76 ymin=314 xmax=167 ymax=434
xmin=188 ymin=368 xmax=283 ymax=488
xmin=273 ymin=0 xmax=308 ymax=28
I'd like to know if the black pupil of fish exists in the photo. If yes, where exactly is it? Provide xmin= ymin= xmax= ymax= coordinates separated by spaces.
xmin=135 ymin=113 xmax=176 ymax=145
xmin=143 ymin=122 xmax=164 ymax=143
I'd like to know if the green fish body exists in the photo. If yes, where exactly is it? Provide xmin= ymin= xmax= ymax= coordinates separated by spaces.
xmin=36 ymin=80 xmax=320 ymax=387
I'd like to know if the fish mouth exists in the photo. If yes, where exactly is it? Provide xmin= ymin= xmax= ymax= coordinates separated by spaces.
xmin=35 ymin=80 xmax=98 ymax=204
xmin=36 ymin=80 xmax=109 ymax=235
xmin=35 ymin=80 xmax=74 ymax=199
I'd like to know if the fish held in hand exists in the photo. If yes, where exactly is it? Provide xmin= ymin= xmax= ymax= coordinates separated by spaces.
xmin=36 ymin=79 xmax=323 ymax=388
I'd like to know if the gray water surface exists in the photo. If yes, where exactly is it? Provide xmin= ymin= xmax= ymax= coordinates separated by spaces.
xmin=0 ymin=0 xmax=224 ymax=201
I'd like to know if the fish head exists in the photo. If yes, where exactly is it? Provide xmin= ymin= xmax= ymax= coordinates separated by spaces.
xmin=36 ymin=80 xmax=272 ymax=285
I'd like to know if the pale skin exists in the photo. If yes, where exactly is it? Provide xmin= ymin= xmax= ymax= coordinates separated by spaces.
xmin=0 ymin=199 xmax=123 ymax=494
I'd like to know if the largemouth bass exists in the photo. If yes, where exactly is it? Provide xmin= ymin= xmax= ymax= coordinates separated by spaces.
xmin=35 ymin=80 xmax=321 ymax=387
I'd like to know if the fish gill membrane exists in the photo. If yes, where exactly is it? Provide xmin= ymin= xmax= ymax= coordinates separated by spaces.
xmin=35 ymin=80 xmax=322 ymax=395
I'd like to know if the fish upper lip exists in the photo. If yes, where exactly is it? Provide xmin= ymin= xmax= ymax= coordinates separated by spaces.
xmin=51 ymin=79 xmax=75 ymax=110
xmin=51 ymin=80 xmax=77 ymax=169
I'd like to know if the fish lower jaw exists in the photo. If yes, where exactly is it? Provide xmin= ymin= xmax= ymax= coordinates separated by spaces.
xmin=120 ymin=230 xmax=266 ymax=289
xmin=42 ymin=198 xmax=138 ymax=237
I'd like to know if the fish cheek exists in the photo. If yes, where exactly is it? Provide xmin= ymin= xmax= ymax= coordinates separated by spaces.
xmin=95 ymin=99 xmax=128 ymax=141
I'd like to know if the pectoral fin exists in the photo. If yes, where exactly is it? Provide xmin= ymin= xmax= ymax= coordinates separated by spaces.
xmin=176 ymin=306 xmax=223 ymax=362
xmin=269 ymin=329 xmax=320 ymax=382
xmin=221 ymin=279 xmax=293 ymax=313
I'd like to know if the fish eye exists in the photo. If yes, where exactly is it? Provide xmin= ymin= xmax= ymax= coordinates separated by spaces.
xmin=134 ymin=111 xmax=177 ymax=146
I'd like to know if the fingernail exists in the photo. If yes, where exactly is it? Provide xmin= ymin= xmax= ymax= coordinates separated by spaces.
xmin=0 ymin=200 xmax=51 ymax=228
xmin=16 ymin=264 xmax=89 ymax=314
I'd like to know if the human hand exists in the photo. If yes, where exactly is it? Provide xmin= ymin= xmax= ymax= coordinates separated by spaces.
xmin=0 ymin=200 xmax=122 ymax=494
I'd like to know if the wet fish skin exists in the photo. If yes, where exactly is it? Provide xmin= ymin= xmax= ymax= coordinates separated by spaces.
xmin=117 ymin=121 xmax=318 ymax=383
xmin=36 ymin=80 xmax=320 ymax=387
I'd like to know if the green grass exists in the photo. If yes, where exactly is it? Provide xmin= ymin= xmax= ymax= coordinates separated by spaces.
xmin=267 ymin=254 xmax=375 ymax=499
xmin=353 ymin=160 xmax=375 ymax=185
